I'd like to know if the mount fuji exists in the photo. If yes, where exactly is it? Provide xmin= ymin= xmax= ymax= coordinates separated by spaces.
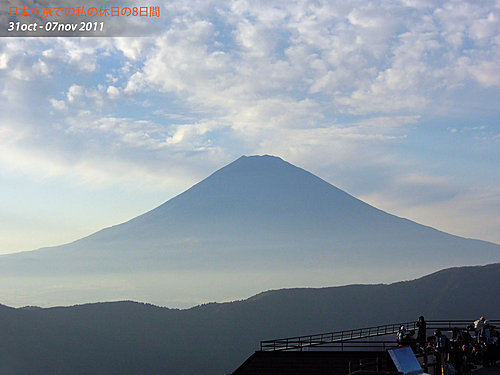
xmin=1 ymin=155 xmax=499 ymax=307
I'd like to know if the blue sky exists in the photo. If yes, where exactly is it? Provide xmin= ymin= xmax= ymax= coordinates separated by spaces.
xmin=0 ymin=0 xmax=499 ymax=254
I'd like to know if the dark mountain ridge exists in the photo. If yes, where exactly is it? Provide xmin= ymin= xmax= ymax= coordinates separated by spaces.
xmin=1 ymin=263 xmax=499 ymax=375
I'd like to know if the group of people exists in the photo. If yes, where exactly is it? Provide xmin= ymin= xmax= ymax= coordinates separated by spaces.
xmin=396 ymin=316 xmax=499 ymax=374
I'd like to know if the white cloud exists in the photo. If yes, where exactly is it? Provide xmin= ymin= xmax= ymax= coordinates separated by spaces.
xmin=1 ymin=1 xmax=498 ymax=152
xmin=62 ymin=83 xmax=111 ymax=110
xmin=469 ymin=61 xmax=500 ymax=87
xmin=0 ymin=53 xmax=8 ymax=69
xmin=58 ymin=39 xmax=104 ymax=72
xmin=106 ymin=74 xmax=118 ymax=84
xmin=107 ymin=85 xmax=120 ymax=99
xmin=0 ymin=116 xmax=217 ymax=190
xmin=33 ymin=59 xmax=51 ymax=76
xmin=395 ymin=173 xmax=450 ymax=188
xmin=124 ymin=72 xmax=146 ymax=93
xmin=67 ymin=84 xmax=84 ymax=102
xmin=113 ymin=37 xmax=151 ymax=61
xmin=121 ymin=0 xmax=500 ymax=127
xmin=50 ymin=99 xmax=66 ymax=110
xmin=469 ymin=11 xmax=498 ymax=41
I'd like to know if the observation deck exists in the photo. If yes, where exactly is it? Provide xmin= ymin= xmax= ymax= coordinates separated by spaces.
xmin=232 ymin=319 xmax=500 ymax=375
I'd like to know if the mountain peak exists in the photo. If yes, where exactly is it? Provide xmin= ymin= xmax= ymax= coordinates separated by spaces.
xmin=235 ymin=154 xmax=285 ymax=162
xmin=180 ymin=153 xmax=350 ymax=209
xmin=219 ymin=154 xmax=294 ymax=174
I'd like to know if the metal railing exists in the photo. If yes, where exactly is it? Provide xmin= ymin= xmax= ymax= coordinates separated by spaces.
xmin=260 ymin=319 xmax=500 ymax=351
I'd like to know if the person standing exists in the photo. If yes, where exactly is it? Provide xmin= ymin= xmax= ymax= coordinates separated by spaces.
xmin=416 ymin=316 xmax=427 ymax=349
xmin=474 ymin=316 xmax=485 ymax=343
xmin=434 ymin=329 xmax=449 ymax=371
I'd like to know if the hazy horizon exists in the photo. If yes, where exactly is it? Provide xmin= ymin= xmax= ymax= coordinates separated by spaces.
xmin=1 ymin=263 xmax=492 ymax=309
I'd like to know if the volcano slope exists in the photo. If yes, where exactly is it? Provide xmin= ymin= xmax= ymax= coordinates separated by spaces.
xmin=1 ymin=155 xmax=499 ymax=306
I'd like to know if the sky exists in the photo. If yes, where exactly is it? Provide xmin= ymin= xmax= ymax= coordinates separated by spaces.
xmin=0 ymin=0 xmax=499 ymax=255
